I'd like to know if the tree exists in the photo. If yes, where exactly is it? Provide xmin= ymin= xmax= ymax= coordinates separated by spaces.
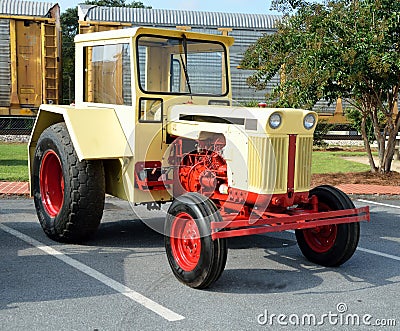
xmin=61 ymin=7 xmax=78 ymax=104
xmin=242 ymin=0 xmax=400 ymax=173
xmin=270 ymin=0 xmax=309 ymax=13
xmin=60 ymin=1 xmax=151 ymax=103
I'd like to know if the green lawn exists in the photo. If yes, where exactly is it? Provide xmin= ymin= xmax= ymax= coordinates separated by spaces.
xmin=0 ymin=143 xmax=29 ymax=181
xmin=0 ymin=142 xmax=373 ymax=182
xmin=312 ymin=151 xmax=371 ymax=174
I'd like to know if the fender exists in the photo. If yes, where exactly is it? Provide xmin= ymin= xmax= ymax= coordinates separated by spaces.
xmin=28 ymin=104 xmax=133 ymax=194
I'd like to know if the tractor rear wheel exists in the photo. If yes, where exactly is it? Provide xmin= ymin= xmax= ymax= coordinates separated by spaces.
xmin=165 ymin=192 xmax=227 ymax=288
xmin=295 ymin=185 xmax=360 ymax=267
xmin=33 ymin=123 xmax=105 ymax=243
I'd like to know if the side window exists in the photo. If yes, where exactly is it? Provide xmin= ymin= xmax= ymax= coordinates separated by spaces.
xmin=170 ymin=57 xmax=182 ymax=93
xmin=139 ymin=98 xmax=163 ymax=122
xmin=84 ymin=43 xmax=132 ymax=105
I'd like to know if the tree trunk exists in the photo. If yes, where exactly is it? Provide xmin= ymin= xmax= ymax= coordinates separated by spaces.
xmin=382 ymin=129 xmax=397 ymax=173
xmin=377 ymin=137 xmax=386 ymax=172
xmin=360 ymin=115 xmax=377 ymax=172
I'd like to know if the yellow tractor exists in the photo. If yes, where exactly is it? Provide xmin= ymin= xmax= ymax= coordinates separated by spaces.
xmin=28 ymin=27 xmax=369 ymax=288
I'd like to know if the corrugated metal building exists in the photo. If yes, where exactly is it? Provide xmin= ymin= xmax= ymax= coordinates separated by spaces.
xmin=78 ymin=5 xmax=281 ymax=104
xmin=0 ymin=0 xmax=57 ymax=17
xmin=0 ymin=0 xmax=61 ymax=116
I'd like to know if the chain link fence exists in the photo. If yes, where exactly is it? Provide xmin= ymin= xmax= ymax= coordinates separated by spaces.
xmin=0 ymin=116 xmax=35 ymax=143
xmin=312 ymin=122 xmax=363 ymax=148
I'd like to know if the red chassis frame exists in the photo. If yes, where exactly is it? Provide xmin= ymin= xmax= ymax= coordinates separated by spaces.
xmin=210 ymin=205 xmax=370 ymax=240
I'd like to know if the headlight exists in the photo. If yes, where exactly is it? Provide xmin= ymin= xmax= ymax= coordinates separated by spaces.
xmin=304 ymin=113 xmax=316 ymax=130
xmin=269 ymin=112 xmax=282 ymax=129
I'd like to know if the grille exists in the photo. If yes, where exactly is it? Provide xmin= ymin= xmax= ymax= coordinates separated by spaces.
xmin=248 ymin=136 xmax=288 ymax=194
xmin=247 ymin=135 xmax=312 ymax=194
xmin=295 ymin=136 xmax=313 ymax=191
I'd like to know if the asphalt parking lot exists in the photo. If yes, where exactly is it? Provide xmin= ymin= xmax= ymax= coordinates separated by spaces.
xmin=0 ymin=197 xmax=399 ymax=330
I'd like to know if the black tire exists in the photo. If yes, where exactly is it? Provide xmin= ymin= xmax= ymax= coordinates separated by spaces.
xmin=295 ymin=185 xmax=360 ymax=267
xmin=165 ymin=192 xmax=227 ymax=289
xmin=33 ymin=122 xmax=105 ymax=243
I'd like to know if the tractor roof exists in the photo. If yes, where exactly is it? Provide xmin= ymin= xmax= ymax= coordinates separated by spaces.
xmin=74 ymin=26 xmax=235 ymax=47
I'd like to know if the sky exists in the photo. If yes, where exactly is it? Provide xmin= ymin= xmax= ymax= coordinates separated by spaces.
xmin=56 ymin=0 xmax=280 ymax=15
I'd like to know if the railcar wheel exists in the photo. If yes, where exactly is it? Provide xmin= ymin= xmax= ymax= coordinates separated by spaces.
xmin=33 ymin=122 xmax=105 ymax=243
xmin=296 ymin=185 xmax=360 ymax=267
xmin=165 ymin=192 xmax=227 ymax=288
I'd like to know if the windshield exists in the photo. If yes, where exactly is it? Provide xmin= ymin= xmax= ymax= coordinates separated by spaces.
xmin=137 ymin=34 xmax=228 ymax=96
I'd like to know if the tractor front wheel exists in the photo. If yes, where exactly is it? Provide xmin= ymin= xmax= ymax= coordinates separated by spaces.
xmin=165 ymin=192 xmax=227 ymax=288
xmin=296 ymin=185 xmax=360 ymax=267
xmin=33 ymin=123 xmax=105 ymax=243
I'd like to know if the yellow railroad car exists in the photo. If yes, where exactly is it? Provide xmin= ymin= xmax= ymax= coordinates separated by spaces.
xmin=0 ymin=0 xmax=61 ymax=117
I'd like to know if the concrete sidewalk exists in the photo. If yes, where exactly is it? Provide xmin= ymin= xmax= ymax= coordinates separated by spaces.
xmin=341 ymin=156 xmax=400 ymax=172
xmin=1 ymin=181 xmax=400 ymax=196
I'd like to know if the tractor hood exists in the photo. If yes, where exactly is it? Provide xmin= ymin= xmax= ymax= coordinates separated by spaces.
xmin=167 ymin=104 xmax=317 ymax=137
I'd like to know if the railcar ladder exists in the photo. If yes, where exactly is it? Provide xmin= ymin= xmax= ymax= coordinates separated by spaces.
xmin=41 ymin=23 xmax=59 ymax=105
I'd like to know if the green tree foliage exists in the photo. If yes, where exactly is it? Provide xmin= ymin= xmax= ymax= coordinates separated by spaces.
xmin=61 ymin=6 xmax=78 ymax=104
xmin=313 ymin=120 xmax=333 ymax=147
xmin=242 ymin=0 xmax=400 ymax=173
xmin=60 ymin=1 xmax=151 ymax=103
xmin=270 ymin=0 xmax=309 ymax=13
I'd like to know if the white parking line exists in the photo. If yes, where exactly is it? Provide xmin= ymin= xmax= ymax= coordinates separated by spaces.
xmin=0 ymin=223 xmax=185 ymax=322
xmin=286 ymin=230 xmax=400 ymax=262
xmin=357 ymin=247 xmax=400 ymax=261
xmin=358 ymin=199 xmax=400 ymax=209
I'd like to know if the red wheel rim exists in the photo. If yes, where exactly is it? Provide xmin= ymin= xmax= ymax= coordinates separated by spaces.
xmin=39 ymin=150 xmax=64 ymax=217
xmin=303 ymin=225 xmax=337 ymax=253
xmin=170 ymin=212 xmax=201 ymax=272
xmin=303 ymin=202 xmax=337 ymax=253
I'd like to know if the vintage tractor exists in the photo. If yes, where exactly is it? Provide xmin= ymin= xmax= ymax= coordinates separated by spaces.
xmin=28 ymin=27 xmax=369 ymax=288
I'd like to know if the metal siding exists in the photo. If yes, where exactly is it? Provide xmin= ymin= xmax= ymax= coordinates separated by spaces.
xmin=313 ymin=99 xmax=336 ymax=114
xmin=186 ymin=52 xmax=223 ymax=95
xmin=122 ymin=43 xmax=132 ymax=105
xmin=229 ymin=29 xmax=278 ymax=103
xmin=0 ymin=18 xmax=10 ymax=107
xmin=83 ymin=6 xmax=281 ymax=30
xmin=0 ymin=0 xmax=56 ymax=17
